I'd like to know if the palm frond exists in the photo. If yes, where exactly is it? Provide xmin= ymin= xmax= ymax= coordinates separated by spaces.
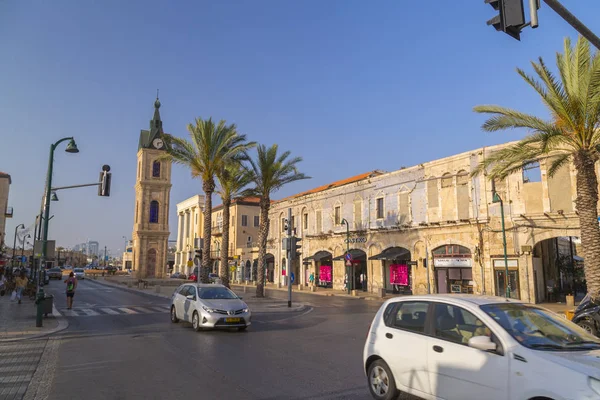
xmin=546 ymin=153 xmax=572 ymax=177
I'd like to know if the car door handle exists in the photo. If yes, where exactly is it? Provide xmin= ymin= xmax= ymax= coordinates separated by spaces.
xmin=385 ymin=333 xmax=393 ymax=339
xmin=433 ymin=345 xmax=444 ymax=353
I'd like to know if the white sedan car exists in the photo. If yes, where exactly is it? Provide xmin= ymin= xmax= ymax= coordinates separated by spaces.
xmin=364 ymin=294 xmax=600 ymax=400
xmin=170 ymin=284 xmax=251 ymax=331
xmin=73 ymin=268 xmax=85 ymax=280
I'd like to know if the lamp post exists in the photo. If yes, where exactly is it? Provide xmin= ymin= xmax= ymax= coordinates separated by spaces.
xmin=20 ymin=234 xmax=31 ymax=267
xmin=492 ymin=190 xmax=511 ymax=298
xmin=341 ymin=218 xmax=351 ymax=294
xmin=38 ymin=137 xmax=79 ymax=327
xmin=11 ymin=223 xmax=25 ymax=271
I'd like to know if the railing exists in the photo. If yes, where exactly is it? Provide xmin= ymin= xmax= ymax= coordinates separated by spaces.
xmin=209 ymin=249 xmax=236 ymax=259
xmin=211 ymin=225 xmax=224 ymax=235
xmin=5 ymin=206 xmax=13 ymax=218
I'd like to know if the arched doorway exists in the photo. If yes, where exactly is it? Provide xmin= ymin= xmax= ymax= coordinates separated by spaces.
xmin=432 ymin=244 xmax=472 ymax=294
xmin=369 ymin=246 xmax=411 ymax=294
xmin=532 ymin=236 xmax=583 ymax=303
xmin=146 ymin=248 xmax=157 ymax=278
xmin=252 ymin=259 xmax=258 ymax=282
xmin=333 ymin=249 xmax=367 ymax=291
xmin=304 ymin=251 xmax=333 ymax=288
xmin=265 ymin=253 xmax=275 ymax=283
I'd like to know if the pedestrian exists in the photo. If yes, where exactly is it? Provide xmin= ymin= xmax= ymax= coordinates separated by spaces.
xmin=309 ymin=272 xmax=314 ymax=287
xmin=15 ymin=270 xmax=28 ymax=304
xmin=64 ymin=272 xmax=77 ymax=309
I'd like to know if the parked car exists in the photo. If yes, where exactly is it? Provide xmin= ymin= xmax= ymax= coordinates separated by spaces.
xmin=572 ymin=293 xmax=600 ymax=336
xmin=48 ymin=268 xmax=63 ymax=280
xmin=209 ymin=273 xmax=222 ymax=284
xmin=363 ymin=294 xmax=600 ymax=400
xmin=170 ymin=271 xmax=187 ymax=279
xmin=170 ymin=284 xmax=250 ymax=331
xmin=73 ymin=268 xmax=85 ymax=280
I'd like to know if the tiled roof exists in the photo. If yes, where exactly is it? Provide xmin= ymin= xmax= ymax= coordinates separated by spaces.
xmin=0 ymin=172 xmax=11 ymax=184
xmin=276 ymin=170 xmax=384 ymax=203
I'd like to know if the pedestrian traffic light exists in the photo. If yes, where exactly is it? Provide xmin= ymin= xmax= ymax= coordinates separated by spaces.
xmin=485 ymin=0 xmax=526 ymax=41
xmin=289 ymin=236 xmax=302 ymax=261
xmin=98 ymin=165 xmax=112 ymax=197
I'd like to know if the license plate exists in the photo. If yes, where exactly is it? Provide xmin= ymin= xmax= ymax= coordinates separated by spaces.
xmin=225 ymin=317 xmax=241 ymax=323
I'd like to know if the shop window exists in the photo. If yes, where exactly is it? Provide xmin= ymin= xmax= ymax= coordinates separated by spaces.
xmin=254 ymin=216 xmax=259 ymax=227
xmin=152 ymin=161 xmax=161 ymax=177
xmin=523 ymin=161 xmax=541 ymax=183
xmin=242 ymin=215 xmax=248 ymax=227
xmin=391 ymin=302 xmax=429 ymax=333
xmin=441 ymin=173 xmax=453 ymax=188
xmin=376 ymin=197 xmax=384 ymax=219
xmin=149 ymin=201 xmax=159 ymax=223
xmin=433 ymin=244 xmax=471 ymax=257
xmin=334 ymin=206 xmax=341 ymax=225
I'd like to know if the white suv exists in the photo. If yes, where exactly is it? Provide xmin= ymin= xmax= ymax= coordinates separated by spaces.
xmin=363 ymin=294 xmax=600 ymax=400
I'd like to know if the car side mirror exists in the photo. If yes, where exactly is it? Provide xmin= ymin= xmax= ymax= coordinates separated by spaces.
xmin=468 ymin=335 xmax=497 ymax=352
xmin=238 ymin=296 xmax=243 ymax=300
xmin=186 ymin=295 xmax=196 ymax=301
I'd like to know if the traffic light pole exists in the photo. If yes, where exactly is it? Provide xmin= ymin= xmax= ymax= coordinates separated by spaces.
xmin=287 ymin=208 xmax=292 ymax=308
xmin=542 ymin=0 xmax=600 ymax=50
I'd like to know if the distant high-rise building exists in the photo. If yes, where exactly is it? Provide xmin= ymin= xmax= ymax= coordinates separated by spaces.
xmin=88 ymin=241 xmax=99 ymax=257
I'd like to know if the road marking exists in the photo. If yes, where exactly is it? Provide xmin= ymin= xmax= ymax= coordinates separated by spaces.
xmin=79 ymin=309 xmax=100 ymax=316
xmin=132 ymin=307 xmax=153 ymax=313
xmin=150 ymin=307 xmax=168 ymax=312
xmin=118 ymin=308 xmax=138 ymax=314
xmin=99 ymin=308 xmax=120 ymax=315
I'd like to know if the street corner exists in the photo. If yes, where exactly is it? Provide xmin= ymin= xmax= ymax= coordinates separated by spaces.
xmin=0 ymin=296 xmax=68 ymax=343
xmin=242 ymin=297 xmax=308 ymax=313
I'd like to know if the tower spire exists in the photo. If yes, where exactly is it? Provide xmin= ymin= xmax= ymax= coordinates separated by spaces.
xmin=150 ymin=90 xmax=163 ymax=135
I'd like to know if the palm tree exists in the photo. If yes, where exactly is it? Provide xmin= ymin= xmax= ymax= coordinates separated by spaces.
xmin=473 ymin=36 xmax=600 ymax=300
xmin=163 ymin=118 xmax=254 ymax=283
xmin=244 ymin=144 xmax=309 ymax=297
xmin=216 ymin=161 xmax=253 ymax=288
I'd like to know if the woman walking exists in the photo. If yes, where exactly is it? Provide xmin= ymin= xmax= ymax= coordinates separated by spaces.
xmin=64 ymin=272 xmax=77 ymax=309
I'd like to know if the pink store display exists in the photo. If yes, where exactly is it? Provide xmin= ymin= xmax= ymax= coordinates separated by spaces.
xmin=319 ymin=265 xmax=332 ymax=282
xmin=390 ymin=264 xmax=409 ymax=286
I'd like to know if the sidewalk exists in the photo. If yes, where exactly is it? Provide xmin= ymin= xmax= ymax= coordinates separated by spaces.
xmin=87 ymin=277 xmax=307 ymax=313
xmin=0 ymin=293 xmax=67 ymax=342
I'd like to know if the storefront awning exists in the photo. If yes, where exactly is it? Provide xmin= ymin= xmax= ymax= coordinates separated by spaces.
xmin=369 ymin=247 xmax=410 ymax=261
xmin=332 ymin=249 xmax=366 ymax=261
xmin=303 ymin=251 xmax=332 ymax=263
xmin=573 ymin=255 xmax=584 ymax=262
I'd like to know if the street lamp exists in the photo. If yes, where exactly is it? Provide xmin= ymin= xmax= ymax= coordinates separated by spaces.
xmin=492 ymin=189 xmax=511 ymax=298
xmin=38 ymin=137 xmax=79 ymax=327
xmin=12 ymin=223 xmax=25 ymax=271
xmin=20 ymin=234 xmax=31 ymax=267
xmin=51 ymin=192 xmax=59 ymax=201
xmin=341 ymin=218 xmax=351 ymax=294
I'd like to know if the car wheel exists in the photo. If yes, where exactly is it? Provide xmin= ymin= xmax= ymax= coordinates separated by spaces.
xmin=367 ymin=360 xmax=398 ymax=400
xmin=577 ymin=320 xmax=598 ymax=336
xmin=192 ymin=311 xmax=201 ymax=332
xmin=170 ymin=306 xmax=179 ymax=323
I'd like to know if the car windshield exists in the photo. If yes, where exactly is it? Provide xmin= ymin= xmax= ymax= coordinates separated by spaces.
xmin=198 ymin=287 xmax=238 ymax=300
xmin=481 ymin=303 xmax=600 ymax=351
xmin=74 ymin=269 xmax=84 ymax=273
xmin=50 ymin=268 xmax=61 ymax=272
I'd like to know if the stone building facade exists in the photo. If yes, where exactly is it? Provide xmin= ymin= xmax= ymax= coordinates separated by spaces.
xmin=266 ymin=142 xmax=582 ymax=303
xmin=174 ymin=195 xmax=205 ymax=273
xmin=0 ymin=172 xmax=12 ymax=255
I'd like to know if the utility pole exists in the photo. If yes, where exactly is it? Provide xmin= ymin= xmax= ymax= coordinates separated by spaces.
xmin=492 ymin=186 xmax=511 ymax=298
xmin=104 ymin=246 xmax=107 ymax=267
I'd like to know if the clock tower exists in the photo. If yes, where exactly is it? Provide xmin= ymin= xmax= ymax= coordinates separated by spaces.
xmin=131 ymin=96 xmax=172 ymax=278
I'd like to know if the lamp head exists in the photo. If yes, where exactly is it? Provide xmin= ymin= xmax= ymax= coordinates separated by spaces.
xmin=65 ymin=139 xmax=79 ymax=153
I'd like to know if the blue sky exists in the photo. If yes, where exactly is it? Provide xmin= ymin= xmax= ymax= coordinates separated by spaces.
xmin=1 ymin=0 xmax=599 ymax=255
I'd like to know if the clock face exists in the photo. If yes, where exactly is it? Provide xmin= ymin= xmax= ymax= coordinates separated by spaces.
xmin=153 ymin=138 xmax=164 ymax=149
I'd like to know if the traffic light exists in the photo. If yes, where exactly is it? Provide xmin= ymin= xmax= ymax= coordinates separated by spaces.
xmin=289 ymin=236 xmax=302 ymax=261
xmin=485 ymin=0 xmax=526 ymax=40
xmin=98 ymin=165 xmax=112 ymax=197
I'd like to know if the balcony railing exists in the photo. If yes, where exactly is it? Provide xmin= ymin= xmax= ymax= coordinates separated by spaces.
xmin=5 ymin=207 xmax=13 ymax=218
xmin=211 ymin=225 xmax=223 ymax=235
xmin=209 ymin=249 xmax=236 ymax=259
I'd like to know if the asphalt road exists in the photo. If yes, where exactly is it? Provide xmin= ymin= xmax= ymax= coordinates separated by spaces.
xmin=42 ymin=279 xmax=385 ymax=400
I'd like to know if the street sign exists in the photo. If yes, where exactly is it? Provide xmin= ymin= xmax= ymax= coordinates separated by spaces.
xmin=290 ymin=272 xmax=295 ymax=283
xmin=345 ymin=260 xmax=352 ymax=267
xmin=105 ymin=256 xmax=109 ymax=261
xmin=407 ymin=261 xmax=418 ymax=266
xmin=345 ymin=253 xmax=353 ymax=261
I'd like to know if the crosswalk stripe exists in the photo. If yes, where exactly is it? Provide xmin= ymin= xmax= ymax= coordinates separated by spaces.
xmin=118 ymin=307 xmax=138 ymax=314
xmin=150 ymin=307 xmax=168 ymax=312
xmin=80 ymin=308 xmax=100 ymax=316
xmin=100 ymin=308 xmax=120 ymax=315
xmin=132 ymin=307 xmax=153 ymax=313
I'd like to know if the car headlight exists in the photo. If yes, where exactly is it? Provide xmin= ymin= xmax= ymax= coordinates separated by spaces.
xmin=202 ymin=306 xmax=217 ymax=313
xmin=242 ymin=308 xmax=249 ymax=313
xmin=589 ymin=377 xmax=600 ymax=395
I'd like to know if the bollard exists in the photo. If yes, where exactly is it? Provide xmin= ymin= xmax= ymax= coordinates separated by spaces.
xmin=243 ymin=286 xmax=247 ymax=293
xmin=35 ymin=288 xmax=45 ymax=328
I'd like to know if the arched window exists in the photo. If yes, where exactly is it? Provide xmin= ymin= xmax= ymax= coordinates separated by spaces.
xmin=152 ymin=161 xmax=161 ymax=178
xmin=149 ymin=201 xmax=159 ymax=223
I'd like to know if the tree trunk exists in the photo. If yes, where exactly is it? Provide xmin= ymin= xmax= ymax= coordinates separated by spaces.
xmin=573 ymin=151 xmax=600 ymax=301
xmin=255 ymin=197 xmax=270 ymax=298
xmin=201 ymin=179 xmax=214 ymax=284
xmin=220 ymin=196 xmax=231 ymax=288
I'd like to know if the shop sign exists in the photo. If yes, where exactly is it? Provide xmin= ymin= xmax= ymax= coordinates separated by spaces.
xmin=344 ymin=237 xmax=367 ymax=244
xmin=434 ymin=258 xmax=472 ymax=268
xmin=492 ymin=259 xmax=518 ymax=268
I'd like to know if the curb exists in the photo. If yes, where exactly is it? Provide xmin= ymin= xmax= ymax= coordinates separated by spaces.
xmin=0 ymin=304 xmax=69 ymax=343
xmin=233 ymin=284 xmax=386 ymax=303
